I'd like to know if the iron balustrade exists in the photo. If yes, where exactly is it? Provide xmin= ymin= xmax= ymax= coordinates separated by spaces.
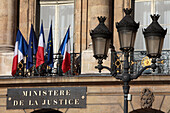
xmin=14 ymin=53 xmax=80 ymax=77
xmin=9 ymin=50 xmax=170 ymax=77
xmin=111 ymin=50 xmax=170 ymax=76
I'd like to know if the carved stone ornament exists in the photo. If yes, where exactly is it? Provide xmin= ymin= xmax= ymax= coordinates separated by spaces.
xmin=140 ymin=88 xmax=155 ymax=109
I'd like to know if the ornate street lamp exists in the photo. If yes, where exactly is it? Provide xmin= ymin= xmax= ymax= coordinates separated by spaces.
xmin=90 ymin=8 xmax=167 ymax=113
xmin=90 ymin=16 xmax=112 ymax=60
xmin=116 ymin=8 xmax=139 ymax=52
xmin=90 ymin=16 xmax=112 ymax=72
xmin=143 ymin=14 xmax=167 ymax=58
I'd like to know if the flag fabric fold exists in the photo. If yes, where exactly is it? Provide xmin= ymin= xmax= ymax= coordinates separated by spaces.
xmin=18 ymin=34 xmax=28 ymax=63
xmin=12 ymin=30 xmax=28 ymax=76
xmin=46 ymin=22 xmax=54 ymax=68
xmin=36 ymin=23 xmax=45 ymax=68
xmin=59 ymin=26 xmax=71 ymax=73
xmin=26 ymin=24 xmax=38 ymax=70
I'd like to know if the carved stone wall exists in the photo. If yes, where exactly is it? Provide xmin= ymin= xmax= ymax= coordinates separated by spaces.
xmin=0 ymin=76 xmax=170 ymax=113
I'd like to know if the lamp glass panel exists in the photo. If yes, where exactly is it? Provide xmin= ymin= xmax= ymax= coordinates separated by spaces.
xmin=92 ymin=37 xmax=107 ymax=58
xmin=159 ymin=37 xmax=164 ymax=54
xmin=104 ymin=38 xmax=111 ymax=56
xmin=130 ymin=31 xmax=137 ymax=48
xmin=118 ymin=30 xmax=136 ymax=50
xmin=145 ymin=36 xmax=162 ymax=57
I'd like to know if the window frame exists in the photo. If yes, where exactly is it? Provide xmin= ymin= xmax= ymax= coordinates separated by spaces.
xmin=39 ymin=0 xmax=74 ymax=53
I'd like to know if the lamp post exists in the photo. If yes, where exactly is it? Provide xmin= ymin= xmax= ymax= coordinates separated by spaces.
xmin=90 ymin=8 xmax=167 ymax=113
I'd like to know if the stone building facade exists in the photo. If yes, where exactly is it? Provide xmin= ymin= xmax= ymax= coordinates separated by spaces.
xmin=0 ymin=0 xmax=170 ymax=113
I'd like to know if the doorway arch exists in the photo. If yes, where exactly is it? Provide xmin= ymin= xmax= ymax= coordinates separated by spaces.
xmin=129 ymin=108 xmax=165 ymax=113
xmin=31 ymin=108 xmax=63 ymax=113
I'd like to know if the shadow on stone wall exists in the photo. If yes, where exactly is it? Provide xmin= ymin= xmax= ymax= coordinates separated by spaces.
xmin=129 ymin=108 xmax=165 ymax=113
xmin=31 ymin=108 xmax=63 ymax=113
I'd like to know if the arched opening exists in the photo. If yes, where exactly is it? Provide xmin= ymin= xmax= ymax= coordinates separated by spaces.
xmin=129 ymin=108 xmax=165 ymax=113
xmin=31 ymin=108 xmax=63 ymax=113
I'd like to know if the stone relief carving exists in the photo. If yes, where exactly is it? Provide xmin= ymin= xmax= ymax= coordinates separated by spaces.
xmin=140 ymin=88 xmax=155 ymax=109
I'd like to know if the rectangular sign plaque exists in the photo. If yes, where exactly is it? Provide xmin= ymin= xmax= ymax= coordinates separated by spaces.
xmin=7 ymin=87 xmax=87 ymax=109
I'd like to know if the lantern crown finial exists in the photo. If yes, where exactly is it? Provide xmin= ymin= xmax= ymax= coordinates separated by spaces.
xmin=97 ymin=16 xmax=106 ymax=24
xmin=143 ymin=14 xmax=167 ymax=38
xmin=151 ymin=14 xmax=160 ymax=22
xmin=123 ymin=8 xmax=132 ymax=16
xmin=116 ymin=8 xmax=139 ymax=32
xmin=90 ymin=16 xmax=112 ymax=36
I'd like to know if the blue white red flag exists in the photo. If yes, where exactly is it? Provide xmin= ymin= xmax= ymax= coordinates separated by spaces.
xmin=36 ymin=23 xmax=45 ymax=68
xmin=12 ymin=30 xmax=28 ymax=76
xmin=59 ymin=26 xmax=71 ymax=73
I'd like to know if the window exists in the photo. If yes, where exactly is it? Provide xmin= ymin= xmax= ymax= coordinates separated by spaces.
xmin=135 ymin=0 xmax=170 ymax=50
xmin=40 ymin=0 xmax=74 ymax=53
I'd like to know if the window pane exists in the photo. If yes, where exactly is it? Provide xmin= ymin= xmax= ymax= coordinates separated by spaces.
xmin=155 ymin=0 xmax=170 ymax=24
xmin=161 ymin=25 xmax=170 ymax=49
xmin=135 ymin=1 xmax=151 ymax=50
xmin=58 ymin=4 xmax=74 ymax=52
xmin=134 ymin=27 xmax=146 ymax=50
xmin=135 ymin=1 xmax=151 ymax=25
xmin=40 ymin=5 xmax=55 ymax=48
xmin=155 ymin=0 xmax=170 ymax=49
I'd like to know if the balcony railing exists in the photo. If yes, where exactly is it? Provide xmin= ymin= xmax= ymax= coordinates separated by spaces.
xmin=6 ymin=50 xmax=170 ymax=78
xmin=112 ymin=50 xmax=170 ymax=75
xmin=14 ymin=53 xmax=81 ymax=77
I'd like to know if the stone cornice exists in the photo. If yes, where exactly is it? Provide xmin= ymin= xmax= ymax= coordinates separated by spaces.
xmin=0 ymin=75 xmax=170 ymax=87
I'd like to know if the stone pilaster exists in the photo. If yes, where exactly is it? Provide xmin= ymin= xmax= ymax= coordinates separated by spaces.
xmin=0 ymin=0 xmax=18 ymax=52
xmin=74 ymin=0 xmax=82 ymax=53
xmin=19 ymin=0 xmax=37 ymax=41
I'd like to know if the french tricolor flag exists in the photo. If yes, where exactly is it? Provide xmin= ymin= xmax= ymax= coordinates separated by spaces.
xmin=36 ymin=23 xmax=45 ymax=68
xmin=12 ymin=30 xmax=28 ymax=76
xmin=59 ymin=26 xmax=71 ymax=73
